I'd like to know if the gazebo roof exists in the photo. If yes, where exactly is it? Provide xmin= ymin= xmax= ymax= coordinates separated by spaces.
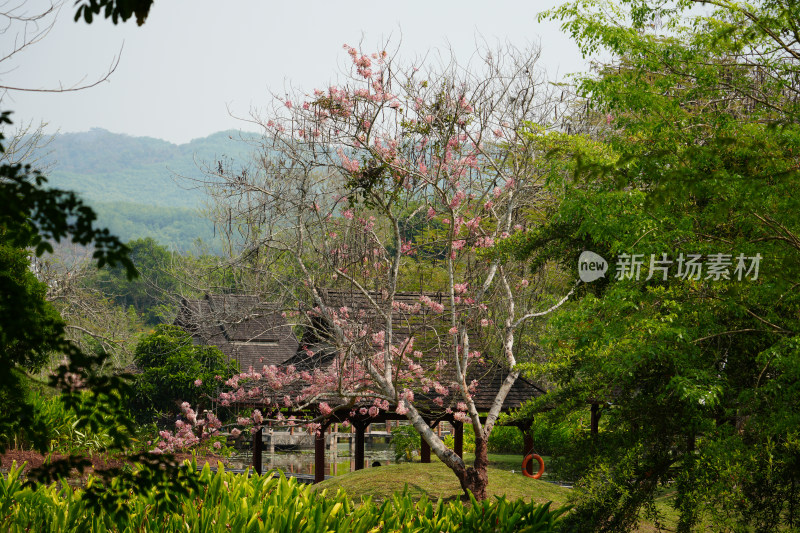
xmin=285 ymin=287 xmax=545 ymax=413
xmin=175 ymin=290 xmax=544 ymax=416
xmin=174 ymin=294 xmax=299 ymax=370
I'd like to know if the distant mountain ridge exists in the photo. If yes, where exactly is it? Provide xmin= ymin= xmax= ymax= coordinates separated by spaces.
xmin=36 ymin=128 xmax=260 ymax=208
xmin=29 ymin=128 xmax=261 ymax=252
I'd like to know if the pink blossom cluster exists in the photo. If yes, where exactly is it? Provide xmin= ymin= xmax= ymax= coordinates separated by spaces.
xmin=419 ymin=295 xmax=445 ymax=313
xmin=358 ymin=216 xmax=376 ymax=232
xmin=392 ymin=300 xmax=422 ymax=314
xmin=400 ymin=240 xmax=416 ymax=256
xmin=449 ymin=190 xmax=466 ymax=209
xmin=151 ymin=402 xmax=222 ymax=454
xmin=338 ymin=149 xmax=360 ymax=172
xmin=400 ymin=389 xmax=415 ymax=403
xmin=474 ymin=236 xmax=495 ymax=248
xmin=463 ymin=217 xmax=482 ymax=233
xmin=453 ymin=411 xmax=471 ymax=422
xmin=374 ymin=398 xmax=391 ymax=411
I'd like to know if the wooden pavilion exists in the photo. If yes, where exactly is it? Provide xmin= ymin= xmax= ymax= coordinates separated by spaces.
xmin=175 ymin=291 xmax=546 ymax=483
xmin=284 ymin=288 xmax=547 ymax=482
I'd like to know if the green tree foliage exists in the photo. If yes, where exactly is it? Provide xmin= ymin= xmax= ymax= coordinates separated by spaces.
xmin=92 ymin=202 xmax=219 ymax=253
xmin=0 ymin=240 xmax=64 ymax=451
xmin=74 ymin=0 xmax=154 ymax=25
xmin=0 ymin=3 xmax=210 ymax=513
xmin=84 ymin=236 xmax=240 ymax=324
xmin=0 ymin=109 xmax=136 ymax=454
xmin=506 ymin=1 xmax=800 ymax=530
xmin=0 ymin=242 xmax=64 ymax=372
xmin=132 ymin=325 xmax=237 ymax=421
xmin=90 ymin=237 xmax=177 ymax=324
xmin=486 ymin=426 xmax=522 ymax=454
xmin=392 ymin=423 xmax=422 ymax=461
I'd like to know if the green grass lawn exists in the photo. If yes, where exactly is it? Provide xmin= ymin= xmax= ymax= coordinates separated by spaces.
xmin=313 ymin=460 xmax=571 ymax=508
xmin=311 ymin=454 xmax=684 ymax=532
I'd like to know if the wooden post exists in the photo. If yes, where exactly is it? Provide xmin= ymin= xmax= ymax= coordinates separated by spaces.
xmin=454 ymin=421 xmax=463 ymax=459
xmin=252 ymin=427 xmax=263 ymax=475
xmin=590 ymin=403 xmax=600 ymax=435
xmin=330 ymin=423 xmax=338 ymax=463
xmin=522 ymin=426 xmax=534 ymax=476
xmin=421 ymin=429 xmax=431 ymax=464
xmin=314 ymin=422 xmax=328 ymax=483
xmin=355 ymin=422 xmax=366 ymax=470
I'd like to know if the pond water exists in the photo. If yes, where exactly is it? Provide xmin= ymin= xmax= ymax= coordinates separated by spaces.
xmin=228 ymin=440 xmax=399 ymax=477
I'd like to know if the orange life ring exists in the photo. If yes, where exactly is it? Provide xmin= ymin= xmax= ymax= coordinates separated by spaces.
xmin=522 ymin=454 xmax=545 ymax=479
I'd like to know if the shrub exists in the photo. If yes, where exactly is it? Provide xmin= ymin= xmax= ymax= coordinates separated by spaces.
xmin=131 ymin=325 xmax=237 ymax=421
xmin=443 ymin=423 xmax=476 ymax=453
xmin=394 ymin=423 xmax=479 ymax=460
xmin=488 ymin=426 xmax=524 ymax=453
xmin=392 ymin=423 xmax=420 ymax=461
xmin=531 ymin=419 xmax=575 ymax=457
xmin=0 ymin=460 xmax=569 ymax=532
xmin=1 ymin=390 xmax=114 ymax=454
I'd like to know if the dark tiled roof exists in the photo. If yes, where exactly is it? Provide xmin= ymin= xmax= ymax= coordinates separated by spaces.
xmin=465 ymin=364 xmax=544 ymax=412
xmin=285 ymin=287 xmax=544 ymax=414
xmin=174 ymin=294 xmax=299 ymax=370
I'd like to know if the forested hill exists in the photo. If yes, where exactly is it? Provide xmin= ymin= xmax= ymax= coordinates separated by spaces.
xmin=31 ymin=128 xmax=261 ymax=252
xmin=37 ymin=128 xmax=259 ymax=208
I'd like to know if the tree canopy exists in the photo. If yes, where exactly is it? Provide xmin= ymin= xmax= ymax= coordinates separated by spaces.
xmin=503 ymin=0 xmax=800 ymax=530
xmin=0 ymin=2 xmax=204 ymax=521
xmin=132 ymin=325 xmax=238 ymax=422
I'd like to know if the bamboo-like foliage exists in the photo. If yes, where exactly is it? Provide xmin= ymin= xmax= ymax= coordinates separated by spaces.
xmin=0 ymin=460 xmax=567 ymax=532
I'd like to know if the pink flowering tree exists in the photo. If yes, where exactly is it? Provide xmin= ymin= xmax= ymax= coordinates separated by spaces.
xmin=203 ymin=43 xmax=577 ymax=499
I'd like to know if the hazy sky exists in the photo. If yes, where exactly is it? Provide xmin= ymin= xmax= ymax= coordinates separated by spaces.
xmin=3 ymin=1 xmax=589 ymax=145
